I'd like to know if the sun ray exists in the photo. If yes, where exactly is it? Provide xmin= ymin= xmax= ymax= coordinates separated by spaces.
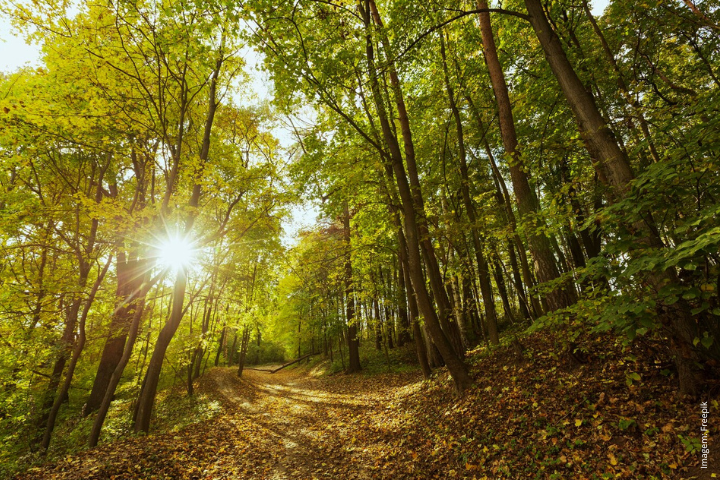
xmin=155 ymin=234 xmax=196 ymax=273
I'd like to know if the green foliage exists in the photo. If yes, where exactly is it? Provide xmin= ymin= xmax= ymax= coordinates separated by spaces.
xmin=246 ymin=341 xmax=286 ymax=366
xmin=1 ymin=0 xmax=720 ymax=473
xmin=678 ymin=434 xmax=702 ymax=454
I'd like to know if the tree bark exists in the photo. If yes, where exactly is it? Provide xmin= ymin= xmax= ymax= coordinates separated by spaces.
xmin=477 ymin=0 xmax=576 ymax=312
xmin=523 ymin=0 xmax=720 ymax=393
xmin=395 ymin=261 xmax=411 ymax=346
xmin=84 ymin=253 xmax=144 ymax=415
xmin=368 ymin=0 xmax=465 ymax=356
xmin=133 ymin=268 xmax=187 ymax=432
xmin=42 ymin=256 xmax=112 ymax=451
xmin=88 ymin=272 xmax=154 ymax=447
xmin=343 ymin=201 xmax=362 ymax=373
xmin=361 ymin=0 xmax=471 ymax=391
xmin=237 ymin=326 xmax=251 ymax=377
xmin=133 ymin=51 xmax=223 ymax=430
xmin=581 ymin=0 xmax=661 ymax=164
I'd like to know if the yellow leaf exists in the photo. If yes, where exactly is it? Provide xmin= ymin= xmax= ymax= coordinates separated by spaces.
xmin=608 ymin=453 xmax=617 ymax=466
xmin=575 ymin=419 xmax=582 ymax=427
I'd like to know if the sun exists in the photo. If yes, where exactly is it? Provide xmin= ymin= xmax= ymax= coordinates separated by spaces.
xmin=156 ymin=235 xmax=196 ymax=272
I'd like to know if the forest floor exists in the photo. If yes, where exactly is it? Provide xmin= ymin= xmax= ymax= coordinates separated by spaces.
xmin=13 ymin=331 xmax=720 ymax=479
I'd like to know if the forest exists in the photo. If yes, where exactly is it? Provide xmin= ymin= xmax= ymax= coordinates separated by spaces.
xmin=0 ymin=0 xmax=718 ymax=478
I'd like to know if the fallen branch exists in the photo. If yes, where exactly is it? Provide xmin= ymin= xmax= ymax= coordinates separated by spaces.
xmin=245 ymin=353 xmax=316 ymax=374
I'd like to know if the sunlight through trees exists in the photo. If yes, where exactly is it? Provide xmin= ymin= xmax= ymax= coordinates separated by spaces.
xmin=1 ymin=0 xmax=719 ymax=476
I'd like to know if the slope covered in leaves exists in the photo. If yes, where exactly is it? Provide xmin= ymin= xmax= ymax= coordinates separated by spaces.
xmin=14 ymin=332 xmax=717 ymax=479
xmin=353 ymin=332 xmax=718 ymax=479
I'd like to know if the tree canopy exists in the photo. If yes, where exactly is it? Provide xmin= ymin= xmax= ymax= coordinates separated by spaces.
xmin=0 ymin=0 xmax=719 ymax=477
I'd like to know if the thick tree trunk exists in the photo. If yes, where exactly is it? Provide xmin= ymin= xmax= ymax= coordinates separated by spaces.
xmin=88 ymin=275 xmax=153 ymax=447
xmin=523 ymin=0 xmax=720 ymax=393
xmin=477 ymin=0 xmax=575 ymax=312
xmin=84 ymin=254 xmax=144 ymax=416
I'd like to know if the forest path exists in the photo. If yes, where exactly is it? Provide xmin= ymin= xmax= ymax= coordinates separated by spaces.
xmin=18 ymin=366 xmax=423 ymax=480
xmin=204 ymin=366 xmax=384 ymax=479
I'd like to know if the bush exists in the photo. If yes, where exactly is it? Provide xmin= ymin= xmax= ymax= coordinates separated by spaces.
xmin=246 ymin=341 xmax=285 ymax=365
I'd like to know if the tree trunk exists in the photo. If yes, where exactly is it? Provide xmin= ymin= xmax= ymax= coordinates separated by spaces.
xmin=85 ymin=253 xmax=144 ymax=416
xmin=42 ymin=257 xmax=112 ymax=451
xmin=228 ymin=330 xmax=238 ymax=367
xmin=440 ymin=33 xmax=499 ymax=344
xmin=237 ymin=326 xmax=251 ymax=377
xmin=361 ymin=0 xmax=470 ymax=392
xmin=374 ymin=296 xmax=382 ymax=351
xmin=88 ymin=274 xmax=153 ymax=447
xmin=369 ymin=0 xmax=464 ymax=357
xmin=477 ymin=0 xmax=575 ymax=312
xmin=396 ymin=262 xmax=411 ymax=346
xmin=133 ymin=269 xmax=187 ymax=433
xmin=492 ymin=255 xmax=515 ymax=325
xmin=524 ymin=0 xmax=720 ymax=392
xmin=398 ymin=227 xmax=431 ymax=378
xmin=463 ymin=90 xmax=541 ymax=319
xmin=581 ymin=1 xmax=661 ymax=164
xmin=214 ymin=326 xmax=227 ymax=367
xmin=343 ymin=202 xmax=361 ymax=373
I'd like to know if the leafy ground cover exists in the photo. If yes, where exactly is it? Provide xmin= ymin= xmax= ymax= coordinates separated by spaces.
xmin=12 ymin=331 xmax=718 ymax=479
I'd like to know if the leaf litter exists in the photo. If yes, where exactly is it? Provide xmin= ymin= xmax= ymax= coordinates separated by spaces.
xmin=13 ymin=331 xmax=719 ymax=479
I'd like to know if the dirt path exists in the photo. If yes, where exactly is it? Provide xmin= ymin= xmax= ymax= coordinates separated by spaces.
xmin=17 ymin=367 xmax=422 ymax=480
xmin=207 ymin=367 xmax=380 ymax=479
xmin=15 ymin=332 xmax=717 ymax=480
